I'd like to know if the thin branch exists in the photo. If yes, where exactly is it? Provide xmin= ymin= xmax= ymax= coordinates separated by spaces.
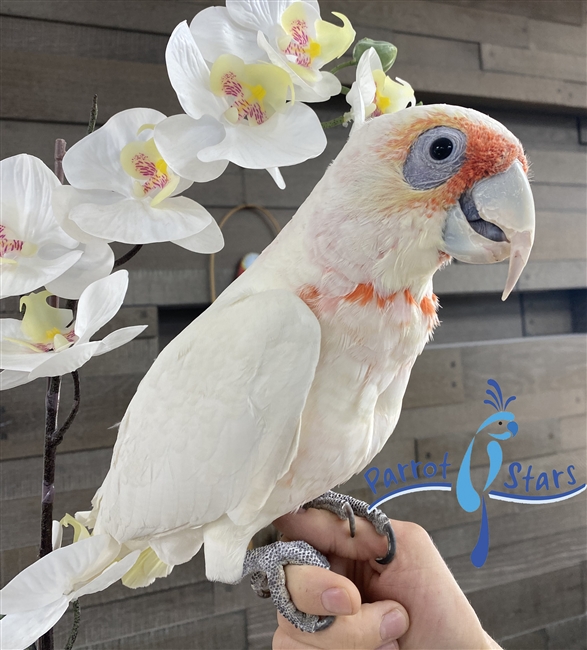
xmin=64 ymin=600 xmax=81 ymax=650
xmin=329 ymin=59 xmax=356 ymax=74
xmin=321 ymin=115 xmax=346 ymax=129
xmin=53 ymin=139 xmax=67 ymax=184
xmin=87 ymin=94 xmax=98 ymax=134
xmin=113 ymin=244 xmax=143 ymax=268
xmin=53 ymin=371 xmax=80 ymax=446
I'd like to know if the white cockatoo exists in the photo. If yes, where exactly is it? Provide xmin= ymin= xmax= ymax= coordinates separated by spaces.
xmin=0 ymin=105 xmax=535 ymax=645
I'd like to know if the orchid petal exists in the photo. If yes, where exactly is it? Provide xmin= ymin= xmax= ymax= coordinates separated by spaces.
xmin=0 ymin=249 xmax=83 ymax=300
xmin=198 ymin=102 xmax=326 ymax=169
xmin=190 ymin=6 xmax=262 ymax=63
xmin=75 ymin=270 xmax=129 ymax=344
xmin=0 ymin=155 xmax=75 ymax=248
xmin=62 ymin=108 xmax=167 ymax=197
xmin=45 ymin=239 xmax=115 ymax=300
xmin=0 ymin=535 xmax=119 ymax=614
xmin=0 ymin=597 xmax=70 ymax=650
xmin=166 ymin=22 xmax=226 ymax=120
xmin=154 ymin=114 xmax=228 ymax=182
xmin=267 ymin=167 xmax=286 ymax=189
xmin=226 ymin=0 xmax=300 ymax=32
xmin=347 ymin=47 xmax=380 ymax=132
xmin=52 ymin=186 xmax=120 ymax=245
xmin=52 ymin=521 xmax=63 ymax=551
xmin=74 ymin=549 xmax=141 ymax=599
xmin=0 ymin=369 xmax=33 ymax=390
xmin=172 ymin=218 xmax=225 ymax=254
xmin=93 ymin=326 xmax=148 ymax=357
xmin=69 ymin=195 xmax=211 ymax=245
xmin=257 ymin=32 xmax=340 ymax=102
xmin=26 ymin=341 xmax=101 ymax=380
xmin=314 ymin=12 xmax=355 ymax=65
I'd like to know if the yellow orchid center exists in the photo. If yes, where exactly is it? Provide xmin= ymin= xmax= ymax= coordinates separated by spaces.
xmin=0 ymin=224 xmax=37 ymax=265
xmin=60 ymin=514 xmax=91 ymax=543
xmin=120 ymin=133 xmax=180 ymax=208
xmin=371 ymin=70 xmax=415 ymax=117
xmin=210 ymin=54 xmax=293 ymax=126
xmin=278 ymin=2 xmax=354 ymax=75
xmin=5 ymin=290 xmax=76 ymax=353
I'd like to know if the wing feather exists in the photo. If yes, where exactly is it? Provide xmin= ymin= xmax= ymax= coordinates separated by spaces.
xmin=94 ymin=290 xmax=321 ymax=541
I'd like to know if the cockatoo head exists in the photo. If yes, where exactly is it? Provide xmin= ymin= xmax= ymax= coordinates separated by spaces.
xmin=315 ymin=105 xmax=535 ymax=300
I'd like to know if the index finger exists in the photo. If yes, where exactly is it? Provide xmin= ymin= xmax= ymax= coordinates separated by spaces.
xmin=275 ymin=508 xmax=389 ymax=562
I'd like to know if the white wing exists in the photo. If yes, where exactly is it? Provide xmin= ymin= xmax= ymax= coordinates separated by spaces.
xmin=93 ymin=290 xmax=321 ymax=542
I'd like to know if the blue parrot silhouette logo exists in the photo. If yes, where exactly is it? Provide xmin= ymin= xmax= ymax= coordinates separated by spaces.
xmin=456 ymin=379 xmax=518 ymax=568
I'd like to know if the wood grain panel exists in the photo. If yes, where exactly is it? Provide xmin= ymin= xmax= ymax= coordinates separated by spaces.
xmin=1 ymin=0 xmax=531 ymax=47
xmin=459 ymin=334 xmax=586 ymax=399
xmin=402 ymin=347 xmax=465 ymax=409
xmin=434 ymin=259 xmax=587 ymax=295
xmin=437 ymin=1 xmax=586 ymax=26
xmin=0 ymin=1 xmax=207 ymax=33
xmin=469 ymin=564 xmax=585 ymax=640
xmin=528 ymin=150 xmax=587 ymax=185
xmin=528 ymin=18 xmax=587 ymax=56
xmin=73 ymin=610 xmax=248 ymax=650
xmin=0 ymin=373 xmax=142 ymax=460
xmin=432 ymin=498 xmax=587 ymax=560
xmin=54 ymin=582 xmax=215 ymax=647
xmin=393 ymin=388 xmax=586 ymax=439
xmin=0 ymin=50 xmax=181 ymax=123
xmin=451 ymin=527 xmax=587 ymax=593
xmin=532 ymin=212 xmax=587 ymax=262
xmin=0 ymin=15 xmax=167 ymax=63
xmin=381 ymin=62 xmax=587 ymax=112
xmin=482 ymin=44 xmax=587 ymax=84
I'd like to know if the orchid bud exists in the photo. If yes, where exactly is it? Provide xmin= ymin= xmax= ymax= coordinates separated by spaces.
xmin=353 ymin=38 xmax=397 ymax=72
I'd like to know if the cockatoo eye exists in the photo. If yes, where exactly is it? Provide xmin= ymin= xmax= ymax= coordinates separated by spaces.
xmin=430 ymin=137 xmax=454 ymax=160
xmin=403 ymin=126 xmax=467 ymax=190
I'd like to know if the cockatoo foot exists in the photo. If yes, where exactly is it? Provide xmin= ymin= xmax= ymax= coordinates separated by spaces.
xmin=242 ymin=540 xmax=335 ymax=632
xmin=303 ymin=490 xmax=396 ymax=565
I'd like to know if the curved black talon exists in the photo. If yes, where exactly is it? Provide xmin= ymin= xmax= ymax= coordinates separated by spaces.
xmin=315 ymin=615 xmax=336 ymax=631
xmin=375 ymin=520 xmax=396 ymax=565
xmin=342 ymin=501 xmax=356 ymax=538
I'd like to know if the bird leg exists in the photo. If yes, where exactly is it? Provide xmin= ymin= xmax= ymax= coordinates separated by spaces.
xmin=303 ymin=490 xmax=396 ymax=565
xmin=242 ymin=540 xmax=335 ymax=632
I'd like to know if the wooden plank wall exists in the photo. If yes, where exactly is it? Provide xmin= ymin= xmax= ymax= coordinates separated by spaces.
xmin=1 ymin=1 xmax=586 ymax=649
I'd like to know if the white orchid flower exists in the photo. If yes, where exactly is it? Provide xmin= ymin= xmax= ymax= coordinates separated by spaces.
xmin=156 ymin=21 xmax=327 ymax=188
xmin=54 ymin=108 xmax=224 ymax=254
xmin=346 ymin=48 xmax=416 ymax=133
xmin=190 ymin=0 xmax=355 ymax=102
xmin=0 ymin=270 xmax=146 ymax=390
xmin=0 ymin=155 xmax=114 ymax=300
xmin=0 ymin=533 xmax=140 ymax=650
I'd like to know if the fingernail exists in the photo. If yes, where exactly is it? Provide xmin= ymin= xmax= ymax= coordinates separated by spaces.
xmin=380 ymin=609 xmax=406 ymax=641
xmin=321 ymin=587 xmax=353 ymax=615
xmin=375 ymin=642 xmax=399 ymax=650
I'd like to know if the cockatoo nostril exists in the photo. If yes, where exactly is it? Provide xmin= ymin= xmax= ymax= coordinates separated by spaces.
xmin=507 ymin=421 xmax=518 ymax=436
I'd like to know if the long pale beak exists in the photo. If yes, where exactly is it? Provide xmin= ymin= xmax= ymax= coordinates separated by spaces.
xmin=441 ymin=160 xmax=535 ymax=301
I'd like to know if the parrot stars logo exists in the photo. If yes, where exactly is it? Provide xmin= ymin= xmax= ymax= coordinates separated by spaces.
xmin=364 ymin=379 xmax=586 ymax=568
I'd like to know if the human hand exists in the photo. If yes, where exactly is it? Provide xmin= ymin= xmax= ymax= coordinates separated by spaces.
xmin=273 ymin=509 xmax=501 ymax=650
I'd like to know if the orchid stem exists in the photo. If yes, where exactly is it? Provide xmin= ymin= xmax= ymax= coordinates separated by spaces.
xmin=321 ymin=116 xmax=346 ymax=129
xmin=340 ymin=85 xmax=350 ymax=95
xmin=38 ymin=371 xmax=61 ymax=650
xmin=329 ymin=59 xmax=356 ymax=74
xmin=87 ymin=94 xmax=98 ymax=134
xmin=114 ymin=244 xmax=143 ymax=268
xmin=53 ymin=371 xmax=80 ymax=446
xmin=64 ymin=600 xmax=81 ymax=650
xmin=54 ymin=140 xmax=66 ymax=185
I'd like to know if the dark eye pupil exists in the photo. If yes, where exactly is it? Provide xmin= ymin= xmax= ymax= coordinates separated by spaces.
xmin=498 ymin=421 xmax=502 ymax=425
xmin=430 ymin=137 xmax=454 ymax=160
